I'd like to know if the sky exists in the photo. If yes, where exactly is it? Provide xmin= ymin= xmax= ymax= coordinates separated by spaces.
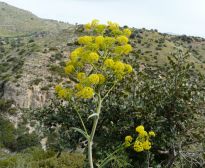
xmin=2 ymin=0 xmax=205 ymax=37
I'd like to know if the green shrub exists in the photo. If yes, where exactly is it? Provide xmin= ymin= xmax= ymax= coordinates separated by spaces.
xmin=0 ymin=117 xmax=15 ymax=148
xmin=30 ymin=78 xmax=43 ymax=85
xmin=15 ymin=133 xmax=40 ymax=152
xmin=48 ymin=65 xmax=66 ymax=77
xmin=41 ymin=85 xmax=50 ymax=91
xmin=11 ymin=60 xmax=24 ymax=72
xmin=28 ymin=39 xmax=34 ymax=43
xmin=18 ymin=49 xmax=26 ymax=55
xmin=0 ymin=99 xmax=14 ymax=114
xmin=0 ymin=64 xmax=9 ymax=73
xmin=0 ymin=147 xmax=85 ymax=168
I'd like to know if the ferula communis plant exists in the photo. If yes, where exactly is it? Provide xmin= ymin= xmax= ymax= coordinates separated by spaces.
xmin=55 ymin=19 xmax=133 ymax=168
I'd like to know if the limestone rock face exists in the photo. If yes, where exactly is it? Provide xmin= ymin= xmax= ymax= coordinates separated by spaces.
xmin=3 ymin=82 xmax=52 ymax=108
xmin=2 ymin=52 xmax=54 ymax=108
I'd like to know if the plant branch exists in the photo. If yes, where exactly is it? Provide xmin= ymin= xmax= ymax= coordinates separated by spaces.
xmin=72 ymin=104 xmax=89 ymax=136
xmin=102 ymin=81 xmax=117 ymax=101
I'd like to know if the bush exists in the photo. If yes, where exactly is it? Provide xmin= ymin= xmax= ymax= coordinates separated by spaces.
xmin=0 ymin=117 xmax=16 ymax=148
xmin=30 ymin=78 xmax=43 ymax=85
xmin=0 ymin=147 xmax=85 ymax=168
xmin=28 ymin=39 xmax=34 ymax=43
xmin=14 ymin=133 xmax=40 ymax=152
xmin=41 ymin=85 xmax=50 ymax=91
xmin=48 ymin=65 xmax=66 ymax=77
xmin=0 ymin=99 xmax=14 ymax=114
xmin=18 ymin=49 xmax=26 ymax=55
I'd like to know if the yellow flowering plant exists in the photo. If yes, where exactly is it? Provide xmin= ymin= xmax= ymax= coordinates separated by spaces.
xmin=125 ymin=125 xmax=155 ymax=152
xmin=55 ymin=20 xmax=133 ymax=168
xmin=99 ymin=125 xmax=155 ymax=167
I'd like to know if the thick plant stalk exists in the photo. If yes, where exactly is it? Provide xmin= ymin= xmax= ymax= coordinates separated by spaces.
xmin=88 ymin=96 xmax=102 ymax=168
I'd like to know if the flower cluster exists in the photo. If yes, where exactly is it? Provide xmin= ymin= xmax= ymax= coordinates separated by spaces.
xmin=55 ymin=20 xmax=133 ymax=100
xmin=84 ymin=19 xmax=106 ymax=34
xmin=56 ymin=73 xmax=106 ymax=99
xmin=55 ymin=85 xmax=72 ymax=100
xmin=78 ymin=36 xmax=93 ymax=45
xmin=124 ymin=125 xmax=155 ymax=152
xmin=76 ymin=87 xmax=94 ymax=99
xmin=104 ymin=59 xmax=133 ymax=79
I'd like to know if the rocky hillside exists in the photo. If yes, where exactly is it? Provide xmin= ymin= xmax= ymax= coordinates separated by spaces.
xmin=0 ymin=2 xmax=78 ymax=108
xmin=0 ymin=2 xmax=205 ymax=109
xmin=0 ymin=2 xmax=70 ymax=37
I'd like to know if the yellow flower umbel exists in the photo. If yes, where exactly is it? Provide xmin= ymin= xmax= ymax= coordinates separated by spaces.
xmin=104 ymin=59 xmax=133 ymax=79
xmin=117 ymin=36 xmax=128 ymax=45
xmin=75 ymin=83 xmax=83 ymax=91
xmin=149 ymin=131 xmax=156 ymax=137
xmin=114 ymin=44 xmax=132 ymax=55
xmin=78 ymin=36 xmax=93 ymax=45
xmin=55 ymin=85 xmax=62 ymax=92
xmin=125 ymin=135 xmax=133 ymax=142
xmin=70 ymin=47 xmax=83 ymax=62
xmin=64 ymin=65 xmax=74 ymax=75
xmin=107 ymin=21 xmax=119 ymax=31
xmin=91 ymin=19 xmax=99 ymax=27
xmin=95 ymin=36 xmax=104 ymax=46
xmin=124 ymin=64 xmax=133 ymax=73
xmin=84 ymin=23 xmax=91 ymax=30
xmin=97 ymin=74 xmax=106 ymax=84
xmin=135 ymin=125 xmax=145 ymax=134
xmin=113 ymin=61 xmax=125 ymax=73
xmin=123 ymin=44 xmax=133 ymax=55
xmin=77 ymin=72 xmax=86 ymax=81
xmin=142 ymin=140 xmax=151 ymax=150
xmin=88 ymin=74 xmax=100 ymax=85
xmin=134 ymin=141 xmax=144 ymax=152
xmin=88 ymin=52 xmax=99 ymax=63
xmin=125 ymin=125 xmax=155 ymax=153
xmin=55 ymin=85 xmax=72 ymax=100
xmin=123 ymin=28 xmax=132 ymax=37
xmin=76 ymin=87 xmax=94 ymax=99
xmin=104 ymin=59 xmax=115 ymax=68
xmin=125 ymin=135 xmax=133 ymax=147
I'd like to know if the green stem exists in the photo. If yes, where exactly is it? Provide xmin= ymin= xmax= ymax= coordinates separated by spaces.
xmin=88 ymin=95 xmax=102 ymax=168
xmin=146 ymin=151 xmax=150 ymax=168
xmin=88 ymin=82 xmax=117 ymax=168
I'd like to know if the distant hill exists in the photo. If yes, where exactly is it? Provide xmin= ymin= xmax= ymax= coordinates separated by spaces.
xmin=0 ymin=2 xmax=70 ymax=37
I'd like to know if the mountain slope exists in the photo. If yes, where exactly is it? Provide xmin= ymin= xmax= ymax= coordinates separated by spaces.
xmin=0 ymin=2 xmax=69 ymax=37
xmin=0 ymin=2 xmax=205 ymax=109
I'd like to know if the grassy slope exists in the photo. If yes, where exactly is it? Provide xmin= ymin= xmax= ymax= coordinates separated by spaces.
xmin=130 ymin=29 xmax=205 ymax=73
xmin=0 ymin=2 xmax=69 ymax=37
